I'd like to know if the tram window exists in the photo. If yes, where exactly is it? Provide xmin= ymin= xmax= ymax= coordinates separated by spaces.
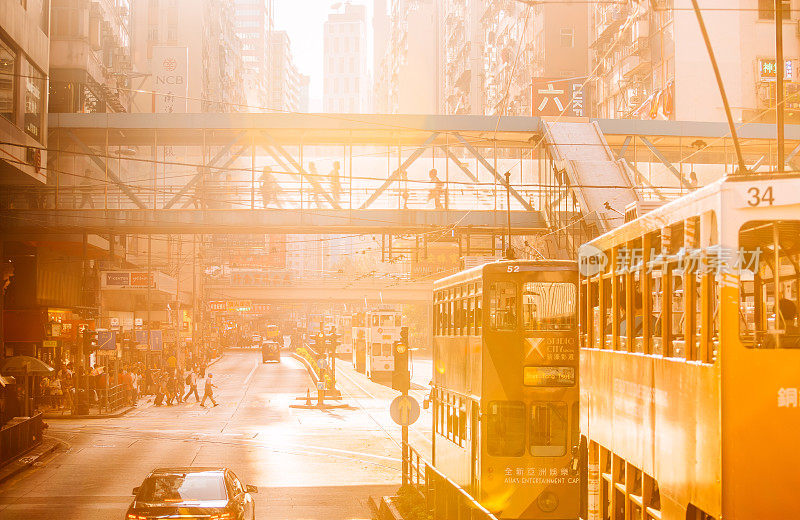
xmin=379 ymin=314 xmax=396 ymax=327
xmin=371 ymin=343 xmax=381 ymax=356
xmin=650 ymin=270 xmax=664 ymax=356
xmin=522 ymin=282 xmax=577 ymax=331
xmin=739 ymin=220 xmax=800 ymax=348
xmin=669 ymin=265 xmax=685 ymax=358
xmin=486 ymin=401 xmax=526 ymax=457
xmin=708 ymin=276 xmax=720 ymax=362
xmin=475 ymin=297 xmax=482 ymax=334
xmin=382 ymin=344 xmax=392 ymax=357
xmin=602 ymin=277 xmax=612 ymax=349
xmin=529 ymin=402 xmax=568 ymax=457
xmin=466 ymin=299 xmax=474 ymax=335
xmin=489 ymin=282 xmax=517 ymax=330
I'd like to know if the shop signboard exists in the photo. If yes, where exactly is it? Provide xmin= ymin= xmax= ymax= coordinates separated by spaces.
xmin=97 ymin=329 xmax=117 ymax=351
xmin=149 ymin=330 xmax=163 ymax=351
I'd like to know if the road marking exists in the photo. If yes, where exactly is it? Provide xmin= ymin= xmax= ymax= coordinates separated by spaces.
xmin=243 ymin=360 xmax=259 ymax=386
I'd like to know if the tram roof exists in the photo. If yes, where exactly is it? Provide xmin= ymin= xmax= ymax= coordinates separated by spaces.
xmin=585 ymin=172 xmax=800 ymax=251
xmin=433 ymin=259 xmax=578 ymax=291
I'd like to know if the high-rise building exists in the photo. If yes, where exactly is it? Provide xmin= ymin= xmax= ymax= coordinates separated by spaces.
xmin=269 ymin=31 xmax=303 ymax=112
xmin=49 ymin=0 xmax=133 ymax=113
xmin=234 ymin=0 xmax=274 ymax=111
xmin=374 ymin=0 xmax=441 ymax=114
xmin=130 ymin=0 xmax=245 ymax=113
xmin=324 ymin=3 xmax=370 ymax=113
xmin=298 ymin=74 xmax=311 ymax=113
xmin=0 ymin=0 xmax=49 ymax=184
xmin=441 ymin=0 xmax=588 ymax=116
xmin=589 ymin=1 xmax=800 ymax=123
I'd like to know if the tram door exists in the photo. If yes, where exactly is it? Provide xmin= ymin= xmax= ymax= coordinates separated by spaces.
xmin=470 ymin=400 xmax=480 ymax=496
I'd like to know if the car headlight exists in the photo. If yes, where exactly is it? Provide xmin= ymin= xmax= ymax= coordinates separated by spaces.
xmin=537 ymin=491 xmax=559 ymax=512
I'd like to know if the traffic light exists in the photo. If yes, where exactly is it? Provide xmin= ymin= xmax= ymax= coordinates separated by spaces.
xmin=82 ymin=329 xmax=98 ymax=354
xmin=392 ymin=326 xmax=410 ymax=393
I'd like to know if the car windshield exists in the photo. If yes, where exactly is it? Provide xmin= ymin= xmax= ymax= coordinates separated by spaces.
xmin=138 ymin=472 xmax=227 ymax=503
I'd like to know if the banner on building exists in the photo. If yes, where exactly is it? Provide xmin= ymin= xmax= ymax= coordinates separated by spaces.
xmin=532 ymin=77 xmax=588 ymax=117
xmin=152 ymin=46 xmax=188 ymax=113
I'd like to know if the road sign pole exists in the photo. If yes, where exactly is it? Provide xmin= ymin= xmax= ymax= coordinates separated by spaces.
xmin=402 ymin=385 xmax=409 ymax=487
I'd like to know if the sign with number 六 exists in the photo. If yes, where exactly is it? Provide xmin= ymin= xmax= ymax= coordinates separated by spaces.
xmin=390 ymin=395 xmax=420 ymax=426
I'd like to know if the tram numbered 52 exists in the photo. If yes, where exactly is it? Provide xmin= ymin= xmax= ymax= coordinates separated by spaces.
xmin=431 ymin=260 xmax=580 ymax=520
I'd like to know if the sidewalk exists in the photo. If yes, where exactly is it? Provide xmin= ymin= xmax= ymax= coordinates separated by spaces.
xmin=0 ymin=436 xmax=65 ymax=484
xmin=43 ymin=354 xmax=225 ymax=420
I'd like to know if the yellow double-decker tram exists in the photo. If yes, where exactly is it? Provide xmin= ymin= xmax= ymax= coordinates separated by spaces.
xmin=432 ymin=260 xmax=580 ymax=520
xmin=578 ymin=174 xmax=800 ymax=520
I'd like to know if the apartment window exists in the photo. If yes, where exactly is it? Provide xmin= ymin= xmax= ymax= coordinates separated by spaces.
xmin=0 ymin=39 xmax=15 ymax=123
xmin=560 ymin=27 xmax=574 ymax=48
xmin=148 ymin=26 xmax=159 ymax=41
xmin=22 ymin=59 xmax=44 ymax=142
xmin=167 ymin=26 xmax=178 ymax=42
xmin=350 ymin=57 xmax=356 ymax=73
xmin=759 ymin=0 xmax=791 ymax=19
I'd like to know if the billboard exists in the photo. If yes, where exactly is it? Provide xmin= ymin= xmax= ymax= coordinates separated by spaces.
xmin=532 ymin=77 xmax=588 ymax=117
xmin=152 ymin=46 xmax=188 ymax=113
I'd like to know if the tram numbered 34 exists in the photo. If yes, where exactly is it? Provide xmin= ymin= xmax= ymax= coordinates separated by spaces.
xmin=432 ymin=260 xmax=580 ymax=520
xmin=578 ymin=174 xmax=800 ymax=520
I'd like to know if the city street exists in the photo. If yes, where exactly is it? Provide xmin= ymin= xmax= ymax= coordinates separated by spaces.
xmin=0 ymin=351 xmax=431 ymax=520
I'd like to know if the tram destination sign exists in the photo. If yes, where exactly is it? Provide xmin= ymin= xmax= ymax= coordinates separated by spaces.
xmin=524 ymin=366 xmax=576 ymax=387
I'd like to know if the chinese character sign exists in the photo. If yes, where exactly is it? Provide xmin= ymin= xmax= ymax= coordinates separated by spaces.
xmin=153 ymin=46 xmax=188 ymax=113
xmin=532 ymin=77 xmax=589 ymax=117
xmin=759 ymin=58 xmax=794 ymax=81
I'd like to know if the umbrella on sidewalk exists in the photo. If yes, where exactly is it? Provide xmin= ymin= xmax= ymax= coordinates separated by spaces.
xmin=0 ymin=356 xmax=53 ymax=417
xmin=0 ymin=355 xmax=54 ymax=375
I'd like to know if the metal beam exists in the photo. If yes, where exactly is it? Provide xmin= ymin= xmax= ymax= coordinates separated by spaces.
xmin=178 ymin=146 xmax=248 ymax=209
xmin=440 ymin=146 xmax=479 ymax=182
xmin=617 ymin=135 xmax=632 ymax=160
xmin=164 ymin=131 xmax=247 ymax=209
xmin=65 ymin=130 xmax=147 ymax=209
xmin=453 ymin=133 xmax=535 ymax=211
xmin=638 ymin=136 xmax=692 ymax=188
xmin=0 ymin=208 xmax=546 ymax=236
xmin=205 ymin=281 xmax=434 ymax=304
xmin=359 ymin=132 xmax=440 ymax=209
xmin=621 ymin=159 xmax=668 ymax=202
xmin=260 ymin=132 xmax=342 ymax=210
xmin=786 ymin=142 xmax=800 ymax=164
xmin=750 ymin=155 xmax=767 ymax=171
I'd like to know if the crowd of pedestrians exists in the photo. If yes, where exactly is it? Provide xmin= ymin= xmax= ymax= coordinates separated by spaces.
xmin=29 ymin=355 xmax=222 ymax=416
xmin=149 ymin=363 xmax=218 ymax=408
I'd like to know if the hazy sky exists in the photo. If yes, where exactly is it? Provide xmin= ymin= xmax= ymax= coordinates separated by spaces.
xmin=274 ymin=0 xmax=373 ymax=112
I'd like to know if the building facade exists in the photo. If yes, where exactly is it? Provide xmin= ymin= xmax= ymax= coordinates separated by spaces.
xmin=0 ymin=0 xmax=50 ymax=186
xmin=324 ymin=3 xmax=370 ymax=113
xmin=440 ymin=0 xmax=588 ymax=116
xmin=130 ymin=0 xmax=245 ymax=113
xmin=49 ymin=0 xmax=132 ymax=114
xmin=269 ymin=30 xmax=302 ymax=112
xmin=589 ymin=0 xmax=800 ymax=123
xmin=234 ymin=0 xmax=274 ymax=111
xmin=374 ymin=0 xmax=441 ymax=114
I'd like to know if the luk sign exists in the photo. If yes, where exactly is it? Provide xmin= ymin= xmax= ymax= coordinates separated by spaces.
xmin=532 ymin=77 xmax=588 ymax=117
xmin=153 ymin=46 xmax=188 ymax=113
